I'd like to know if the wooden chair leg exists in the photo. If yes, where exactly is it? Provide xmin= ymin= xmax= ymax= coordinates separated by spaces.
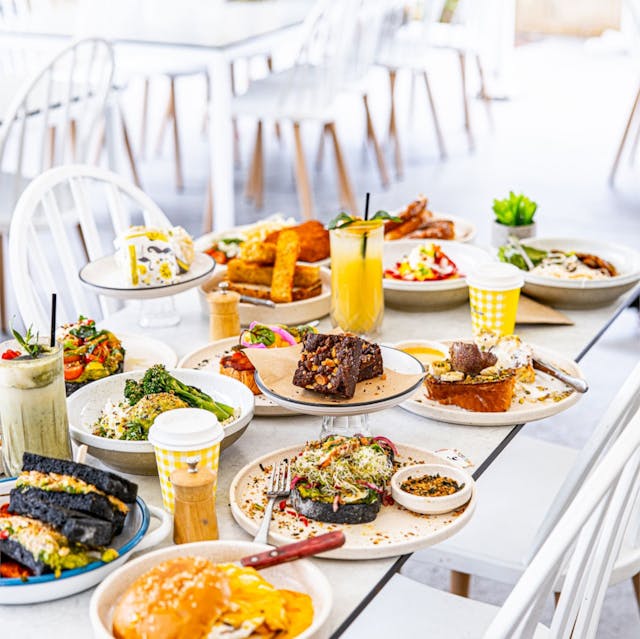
xmin=140 ymin=77 xmax=150 ymax=157
xmin=202 ymin=179 xmax=214 ymax=234
xmin=475 ymin=54 xmax=494 ymax=129
xmin=168 ymin=77 xmax=184 ymax=191
xmin=155 ymin=81 xmax=173 ymax=156
xmin=245 ymin=121 xmax=262 ymax=201
xmin=315 ymin=124 xmax=328 ymax=171
xmin=327 ymin=122 xmax=357 ymax=215
xmin=628 ymin=119 xmax=640 ymax=167
xmin=387 ymin=68 xmax=403 ymax=179
xmin=450 ymin=570 xmax=471 ymax=597
xmin=48 ymin=125 xmax=56 ymax=168
xmin=632 ymin=573 xmax=640 ymax=611
xmin=610 ymin=85 xmax=640 ymax=185
xmin=254 ymin=121 xmax=264 ymax=210
xmin=458 ymin=51 xmax=474 ymax=151
xmin=553 ymin=591 xmax=561 ymax=608
xmin=119 ymin=106 xmax=142 ymax=188
xmin=363 ymin=94 xmax=390 ymax=187
xmin=423 ymin=71 xmax=447 ymax=160
xmin=76 ymin=223 xmax=90 ymax=263
xmin=0 ymin=232 xmax=6 ymax=334
xmin=292 ymin=122 xmax=314 ymax=220
xmin=69 ymin=119 xmax=77 ymax=161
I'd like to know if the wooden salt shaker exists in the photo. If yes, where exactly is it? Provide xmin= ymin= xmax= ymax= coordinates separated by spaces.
xmin=171 ymin=460 xmax=219 ymax=544
xmin=207 ymin=281 xmax=241 ymax=341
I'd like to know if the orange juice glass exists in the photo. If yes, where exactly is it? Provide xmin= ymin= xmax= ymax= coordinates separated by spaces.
xmin=330 ymin=221 xmax=384 ymax=337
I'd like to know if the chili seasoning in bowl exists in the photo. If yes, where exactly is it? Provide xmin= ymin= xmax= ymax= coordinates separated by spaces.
xmin=391 ymin=463 xmax=474 ymax=515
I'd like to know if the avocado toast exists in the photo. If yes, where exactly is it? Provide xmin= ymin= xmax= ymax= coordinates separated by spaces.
xmin=290 ymin=435 xmax=396 ymax=524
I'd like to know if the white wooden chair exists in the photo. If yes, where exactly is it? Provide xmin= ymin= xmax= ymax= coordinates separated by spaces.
xmin=376 ymin=0 xmax=492 ymax=176
xmin=8 ymin=164 xmax=170 ymax=334
xmin=341 ymin=403 xmax=640 ymax=638
xmin=0 ymin=37 xmax=115 ymax=331
xmin=406 ymin=359 xmax=640 ymax=610
xmin=233 ymin=0 xmax=389 ymax=218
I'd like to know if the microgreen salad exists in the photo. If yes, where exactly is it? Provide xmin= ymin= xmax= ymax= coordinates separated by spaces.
xmin=238 ymin=322 xmax=317 ymax=349
xmin=384 ymin=243 xmax=461 ymax=282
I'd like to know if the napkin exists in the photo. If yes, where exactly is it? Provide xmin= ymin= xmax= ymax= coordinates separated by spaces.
xmin=516 ymin=295 xmax=574 ymax=325
xmin=244 ymin=344 xmax=425 ymax=405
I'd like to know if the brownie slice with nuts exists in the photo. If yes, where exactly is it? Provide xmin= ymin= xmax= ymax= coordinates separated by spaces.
xmin=357 ymin=339 xmax=384 ymax=382
xmin=292 ymin=333 xmax=363 ymax=399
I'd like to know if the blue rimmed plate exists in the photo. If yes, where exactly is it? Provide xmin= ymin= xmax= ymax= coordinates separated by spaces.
xmin=0 ymin=477 xmax=171 ymax=604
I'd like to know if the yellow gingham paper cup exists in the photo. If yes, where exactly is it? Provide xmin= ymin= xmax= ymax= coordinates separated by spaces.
xmin=148 ymin=408 xmax=224 ymax=512
xmin=466 ymin=263 xmax=524 ymax=336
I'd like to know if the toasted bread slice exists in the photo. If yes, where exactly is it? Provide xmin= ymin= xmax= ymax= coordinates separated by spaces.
xmin=226 ymin=259 xmax=319 ymax=288
xmin=424 ymin=373 xmax=516 ymax=412
xmin=239 ymin=241 xmax=276 ymax=264
xmin=271 ymin=230 xmax=300 ymax=303
xmin=226 ymin=280 xmax=322 ymax=302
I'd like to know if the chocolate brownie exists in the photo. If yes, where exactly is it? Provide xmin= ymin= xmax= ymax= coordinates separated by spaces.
xmin=357 ymin=339 xmax=384 ymax=382
xmin=292 ymin=334 xmax=363 ymax=399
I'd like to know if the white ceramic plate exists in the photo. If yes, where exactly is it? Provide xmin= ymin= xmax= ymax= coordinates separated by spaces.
xmin=90 ymin=540 xmax=332 ymax=639
xmin=383 ymin=240 xmax=492 ymax=310
xmin=0 ymin=478 xmax=171 ymax=605
xmin=517 ymin=237 xmax=640 ymax=309
xmin=118 ymin=333 xmax=178 ymax=372
xmin=178 ymin=337 xmax=294 ymax=417
xmin=230 ymin=444 xmax=476 ymax=560
xmin=199 ymin=268 xmax=331 ymax=326
xmin=255 ymin=345 xmax=425 ymax=417
xmin=67 ymin=369 xmax=255 ymax=475
xmin=399 ymin=342 xmax=585 ymax=426
xmin=79 ymin=253 xmax=215 ymax=300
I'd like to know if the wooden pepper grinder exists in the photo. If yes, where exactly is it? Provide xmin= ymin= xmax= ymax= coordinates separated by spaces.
xmin=207 ymin=281 xmax=241 ymax=341
xmin=171 ymin=459 xmax=219 ymax=544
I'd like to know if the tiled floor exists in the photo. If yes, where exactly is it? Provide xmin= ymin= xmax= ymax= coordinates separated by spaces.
xmin=5 ymin=34 xmax=640 ymax=636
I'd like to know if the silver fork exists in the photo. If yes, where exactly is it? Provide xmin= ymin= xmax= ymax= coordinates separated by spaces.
xmin=253 ymin=458 xmax=291 ymax=546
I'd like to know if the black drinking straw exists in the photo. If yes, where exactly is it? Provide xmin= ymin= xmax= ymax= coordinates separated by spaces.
xmin=361 ymin=193 xmax=371 ymax=258
xmin=50 ymin=293 xmax=57 ymax=347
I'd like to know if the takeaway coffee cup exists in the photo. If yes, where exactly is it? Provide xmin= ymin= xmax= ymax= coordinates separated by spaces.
xmin=148 ymin=408 xmax=224 ymax=512
xmin=466 ymin=263 xmax=524 ymax=336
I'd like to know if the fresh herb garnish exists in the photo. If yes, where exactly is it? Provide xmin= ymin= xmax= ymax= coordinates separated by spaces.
xmin=244 ymin=325 xmax=277 ymax=347
xmin=492 ymin=192 xmax=538 ymax=226
xmin=328 ymin=210 xmax=400 ymax=230
xmin=498 ymin=243 xmax=547 ymax=271
xmin=11 ymin=324 xmax=45 ymax=359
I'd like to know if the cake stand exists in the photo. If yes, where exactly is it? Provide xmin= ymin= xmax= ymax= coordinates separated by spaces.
xmin=79 ymin=253 xmax=215 ymax=327
xmin=254 ymin=345 xmax=425 ymax=438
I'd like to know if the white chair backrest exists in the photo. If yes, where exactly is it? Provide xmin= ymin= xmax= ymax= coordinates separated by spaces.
xmin=8 ymin=164 xmax=170 ymax=333
xmin=526 ymin=358 xmax=640 ymax=561
xmin=277 ymin=0 xmax=384 ymax=111
xmin=0 ymin=37 xmax=114 ymax=205
xmin=485 ymin=406 xmax=640 ymax=639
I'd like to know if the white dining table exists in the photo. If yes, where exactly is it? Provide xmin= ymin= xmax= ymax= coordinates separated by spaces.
xmin=2 ymin=284 xmax=637 ymax=638
xmin=0 ymin=0 xmax=316 ymax=231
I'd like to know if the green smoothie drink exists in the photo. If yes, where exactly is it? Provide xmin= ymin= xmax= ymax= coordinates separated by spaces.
xmin=0 ymin=338 xmax=71 ymax=475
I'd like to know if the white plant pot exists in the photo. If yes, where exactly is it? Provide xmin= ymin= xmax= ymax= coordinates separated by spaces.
xmin=491 ymin=221 xmax=537 ymax=247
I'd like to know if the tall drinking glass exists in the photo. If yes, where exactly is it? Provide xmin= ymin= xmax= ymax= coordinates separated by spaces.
xmin=0 ymin=340 xmax=71 ymax=475
xmin=330 ymin=221 xmax=384 ymax=338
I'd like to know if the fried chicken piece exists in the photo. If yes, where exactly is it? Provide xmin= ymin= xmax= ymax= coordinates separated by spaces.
xmin=384 ymin=196 xmax=429 ymax=237
xmin=576 ymin=253 xmax=618 ymax=277
xmin=265 ymin=220 xmax=329 ymax=262
xmin=407 ymin=219 xmax=455 ymax=240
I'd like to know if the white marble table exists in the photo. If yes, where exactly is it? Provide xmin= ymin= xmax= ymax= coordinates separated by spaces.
xmin=3 ymin=285 xmax=636 ymax=638
xmin=0 ymin=0 xmax=315 ymax=232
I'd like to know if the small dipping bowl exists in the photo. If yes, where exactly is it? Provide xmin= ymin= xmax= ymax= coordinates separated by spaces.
xmin=391 ymin=463 xmax=474 ymax=515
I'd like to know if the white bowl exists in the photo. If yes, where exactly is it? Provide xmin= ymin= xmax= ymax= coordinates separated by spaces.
xmin=0 ymin=477 xmax=172 ymax=605
xmin=391 ymin=463 xmax=474 ymax=515
xmin=519 ymin=237 xmax=640 ymax=308
xmin=67 ymin=369 xmax=255 ymax=475
xmin=89 ymin=540 xmax=333 ymax=639
xmin=383 ymin=240 xmax=492 ymax=310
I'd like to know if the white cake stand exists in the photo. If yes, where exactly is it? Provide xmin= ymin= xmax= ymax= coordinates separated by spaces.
xmin=79 ymin=253 xmax=215 ymax=327
xmin=254 ymin=345 xmax=425 ymax=438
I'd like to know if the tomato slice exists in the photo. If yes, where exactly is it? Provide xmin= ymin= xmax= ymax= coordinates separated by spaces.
xmin=64 ymin=361 xmax=85 ymax=381
xmin=63 ymin=354 xmax=82 ymax=364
